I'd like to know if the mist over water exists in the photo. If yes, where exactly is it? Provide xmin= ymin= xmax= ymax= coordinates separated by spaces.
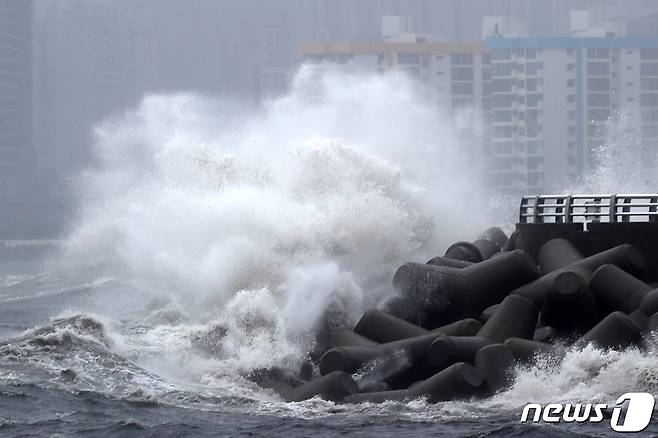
xmin=582 ymin=105 xmax=658 ymax=193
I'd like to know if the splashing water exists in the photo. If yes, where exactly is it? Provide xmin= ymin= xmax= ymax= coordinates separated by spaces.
xmin=582 ymin=105 xmax=658 ymax=193
xmin=55 ymin=66 xmax=498 ymax=376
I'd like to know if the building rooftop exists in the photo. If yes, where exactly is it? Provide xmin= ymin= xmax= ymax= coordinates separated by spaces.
xmin=299 ymin=41 xmax=487 ymax=56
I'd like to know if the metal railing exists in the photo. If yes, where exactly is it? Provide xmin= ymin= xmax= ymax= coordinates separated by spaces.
xmin=519 ymin=194 xmax=658 ymax=224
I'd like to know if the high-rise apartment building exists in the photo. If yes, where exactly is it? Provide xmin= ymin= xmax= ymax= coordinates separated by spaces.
xmin=33 ymin=0 xmax=156 ymax=180
xmin=485 ymin=34 xmax=658 ymax=194
xmin=0 ymin=0 xmax=33 ymax=202
xmin=303 ymin=11 xmax=658 ymax=195
xmin=300 ymin=17 xmax=491 ymax=173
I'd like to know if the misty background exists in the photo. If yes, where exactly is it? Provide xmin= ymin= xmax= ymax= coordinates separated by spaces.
xmin=3 ymin=0 xmax=658 ymax=239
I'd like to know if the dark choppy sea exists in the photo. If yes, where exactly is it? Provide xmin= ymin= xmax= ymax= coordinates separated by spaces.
xmin=2 ymin=256 xmax=658 ymax=437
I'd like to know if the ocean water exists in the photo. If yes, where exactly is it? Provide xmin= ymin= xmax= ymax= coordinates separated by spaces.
xmin=2 ymin=68 xmax=658 ymax=437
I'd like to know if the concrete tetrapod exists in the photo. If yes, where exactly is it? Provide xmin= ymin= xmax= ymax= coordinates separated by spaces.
xmin=285 ymin=371 xmax=358 ymax=402
xmin=319 ymin=332 xmax=445 ymax=376
xmin=377 ymin=295 xmax=418 ymax=323
xmin=649 ymin=313 xmax=658 ymax=332
xmin=480 ymin=304 xmax=499 ymax=323
xmin=393 ymin=250 xmax=538 ymax=327
xmin=343 ymin=362 xmax=482 ymax=404
xmin=477 ymin=295 xmax=539 ymax=343
xmin=576 ymin=311 xmax=642 ymax=350
xmin=538 ymin=238 xmax=584 ymax=275
xmin=513 ymin=244 xmax=645 ymax=307
xmin=426 ymin=256 xmax=474 ymax=269
xmin=444 ymin=242 xmax=483 ymax=262
xmin=474 ymin=344 xmax=515 ymax=395
xmin=589 ymin=265 xmax=658 ymax=331
xmin=426 ymin=335 xmax=495 ymax=370
xmin=540 ymin=269 xmax=600 ymax=334
xmin=479 ymin=226 xmax=508 ymax=250
xmin=589 ymin=264 xmax=653 ymax=314
xmin=326 ymin=329 xmax=378 ymax=348
xmin=354 ymin=309 xmax=482 ymax=343
xmin=354 ymin=309 xmax=426 ymax=342
xmin=504 ymin=338 xmax=556 ymax=363
xmin=501 ymin=230 xmax=519 ymax=252
xmin=473 ymin=238 xmax=501 ymax=261
xmin=533 ymin=326 xmax=559 ymax=343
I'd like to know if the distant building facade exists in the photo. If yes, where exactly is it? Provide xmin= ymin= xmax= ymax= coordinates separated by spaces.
xmin=33 ymin=0 xmax=156 ymax=181
xmin=299 ymin=17 xmax=491 ymax=177
xmin=302 ymin=13 xmax=658 ymax=195
xmin=0 ymin=0 xmax=33 ymax=202
xmin=485 ymin=36 xmax=658 ymax=194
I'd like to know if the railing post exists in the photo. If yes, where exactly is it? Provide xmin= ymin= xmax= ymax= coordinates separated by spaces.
xmin=564 ymin=195 xmax=572 ymax=223
xmin=621 ymin=195 xmax=631 ymax=223
xmin=533 ymin=196 xmax=543 ymax=224
xmin=519 ymin=197 xmax=527 ymax=223
xmin=609 ymin=194 xmax=617 ymax=223
xmin=651 ymin=196 xmax=657 ymax=223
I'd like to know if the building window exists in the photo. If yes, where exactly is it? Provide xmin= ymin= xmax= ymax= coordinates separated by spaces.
xmin=493 ymin=125 xmax=514 ymax=137
xmin=452 ymin=97 xmax=474 ymax=108
xmin=568 ymin=110 xmax=576 ymax=121
xmin=527 ymin=156 xmax=543 ymax=170
xmin=526 ymin=48 xmax=537 ymax=59
xmin=526 ymin=62 xmax=542 ymax=75
xmin=587 ymin=77 xmax=610 ymax=92
xmin=641 ymin=48 xmax=658 ymax=60
xmin=492 ymin=78 xmax=515 ymax=92
xmin=567 ymin=94 xmax=575 ymax=103
xmin=588 ymin=93 xmax=610 ymax=107
xmin=587 ymin=48 xmax=609 ymax=59
xmin=526 ymin=78 xmax=539 ymax=92
xmin=452 ymin=66 xmax=474 ymax=80
xmin=452 ymin=82 xmax=474 ymax=94
xmin=451 ymin=53 xmax=473 ymax=65
xmin=492 ymin=63 xmax=515 ymax=76
xmin=492 ymin=49 xmax=511 ymax=61
xmin=527 ymin=93 xmax=542 ymax=107
xmin=492 ymin=94 xmax=516 ymax=108
xmin=398 ymin=53 xmax=420 ymax=64
xmin=567 ymin=79 xmax=575 ymax=87
xmin=588 ymin=62 xmax=610 ymax=75
xmin=588 ymin=109 xmax=610 ymax=120
xmin=567 ymin=126 xmax=576 ymax=135
xmin=567 ymin=63 xmax=575 ymax=72
xmin=641 ymin=93 xmax=658 ymax=107
xmin=642 ymin=77 xmax=658 ymax=90
xmin=641 ymin=63 xmax=658 ymax=75
xmin=492 ymin=110 xmax=513 ymax=122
